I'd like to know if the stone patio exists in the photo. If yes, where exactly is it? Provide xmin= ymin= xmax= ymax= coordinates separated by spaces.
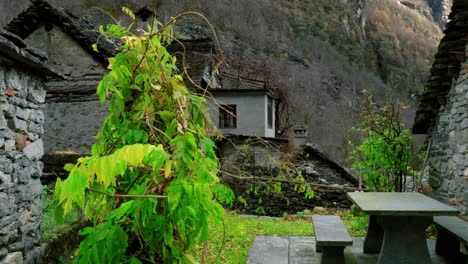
xmin=247 ymin=236 xmax=453 ymax=264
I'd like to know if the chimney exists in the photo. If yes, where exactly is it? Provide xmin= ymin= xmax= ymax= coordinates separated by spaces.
xmin=292 ymin=124 xmax=308 ymax=149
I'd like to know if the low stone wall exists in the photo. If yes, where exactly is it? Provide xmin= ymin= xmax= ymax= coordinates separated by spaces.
xmin=225 ymin=178 xmax=354 ymax=216
xmin=0 ymin=66 xmax=45 ymax=263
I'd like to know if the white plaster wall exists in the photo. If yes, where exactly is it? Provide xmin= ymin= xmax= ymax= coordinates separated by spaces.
xmin=205 ymin=92 xmax=274 ymax=138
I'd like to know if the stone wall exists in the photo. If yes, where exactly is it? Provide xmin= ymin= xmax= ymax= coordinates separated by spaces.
xmin=0 ymin=66 xmax=45 ymax=263
xmin=220 ymin=138 xmax=359 ymax=216
xmin=22 ymin=25 xmax=108 ymax=154
xmin=225 ymin=178 xmax=355 ymax=216
xmin=425 ymin=43 xmax=468 ymax=216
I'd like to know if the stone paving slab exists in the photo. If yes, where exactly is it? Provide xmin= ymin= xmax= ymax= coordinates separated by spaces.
xmin=247 ymin=236 xmax=450 ymax=264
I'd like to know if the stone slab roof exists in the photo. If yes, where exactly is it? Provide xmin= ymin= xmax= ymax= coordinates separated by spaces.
xmin=0 ymin=29 xmax=61 ymax=78
xmin=301 ymin=143 xmax=359 ymax=186
xmin=5 ymin=0 xmax=117 ymax=65
xmin=413 ymin=0 xmax=468 ymax=134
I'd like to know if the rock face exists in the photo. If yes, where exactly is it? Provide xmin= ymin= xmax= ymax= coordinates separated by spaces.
xmin=0 ymin=66 xmax=46 ymax=264
xmin=425 ymin=0 xmax=453 ymax=28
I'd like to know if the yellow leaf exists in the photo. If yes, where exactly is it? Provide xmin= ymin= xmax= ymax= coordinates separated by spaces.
xmin=107 ymin=57 xmax=115 ymax=70
xmin=164 ymin=161 xmax=172 ymax=179
xmin=122 ymin=7 xmax=136 ymax=20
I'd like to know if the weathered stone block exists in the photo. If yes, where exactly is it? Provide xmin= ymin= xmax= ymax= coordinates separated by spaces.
xmin=23 ymin=139 xmax=43 ymax=161
xmin=0 ymin=158 xmax=13 ymax=174
xmin=0 ymin=252 xmax=23 ymax=264
xmin=0 ymin=115 xmax=7 ymax=130
xmin=0 ymin=248 xmax=7 ymax=259
xmin=0 ymin=172 xmax=13 ymax=190
xmin=0 ymin=193 xmax=10 ymax=217
xmin=27 ymin=89 xmax=46 ymax=104
xmin=12 ymin=117 xmax=27 ymax=132
xmin=0 ymin=130 xmax=15 ymax=139
xmin=13 ymin=162 xmax=41 ymax=184
xmin=28 ymin=122 xmax=43 ymax=134
xmin=7 ymin=242 xmax=24 ymax=252
xmin=4 ymin=139 xmax=15 ymax=153
xmin=461 ymin=118 xmax=468 ymax=130
xmin=26 ymin=132 xmax=39 ymax=142
xmin=8 ymin=97 xmax=27 ymax=108
xmin=15 ymin=179 xmax=42 ymax=203
xmin=29 ymin=110 xmax=44 ymax=123
xmin=14 ymin=106 xmax=30 ymax=120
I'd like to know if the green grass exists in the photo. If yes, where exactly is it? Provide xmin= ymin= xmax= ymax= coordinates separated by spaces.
xmin=41 ymin=186 xmax=79 ymax=242
xmin=41 ymin=189 xmax=368 ymax=264
xmin=201 ymin=211 xmax=368 ymax=263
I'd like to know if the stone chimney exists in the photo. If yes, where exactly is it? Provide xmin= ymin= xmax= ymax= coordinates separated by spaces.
xmin=292 ymin=125 xmax=308 ymax=149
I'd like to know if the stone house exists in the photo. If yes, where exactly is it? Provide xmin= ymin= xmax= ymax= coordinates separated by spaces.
xmin=5 ymin=0 xmax=215 ymax=155
xmin=5 ymin=0 xmax=117 ymax=154
xmin=0 ymin=29 xmax=60 ymax=264
xmin=203 ymin=62 xmax=278 ymax=138
xmin=412 ymin=0 xmax=468 ymax=216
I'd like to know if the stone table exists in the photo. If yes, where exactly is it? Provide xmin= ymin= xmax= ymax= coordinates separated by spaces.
xmin=347 ymin=192 xmax=459 ymax=264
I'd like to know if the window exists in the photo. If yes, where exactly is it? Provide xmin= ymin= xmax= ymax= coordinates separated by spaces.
xmin=267 ymin=96 xmax=273 ymax=129
xmin=219 ymin=105 xmax=237 ymax=129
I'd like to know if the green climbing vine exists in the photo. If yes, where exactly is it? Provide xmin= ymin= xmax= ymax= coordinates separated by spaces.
xmin=53 ymin=9 xmax=231 ymax=263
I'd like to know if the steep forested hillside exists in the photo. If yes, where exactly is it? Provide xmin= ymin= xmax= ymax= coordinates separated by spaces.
xmin=1 ymin=0 xmax=447 ymax=163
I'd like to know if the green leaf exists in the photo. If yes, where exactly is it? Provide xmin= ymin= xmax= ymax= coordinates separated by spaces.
xmin=166 ymin=119 xmax=178 ymax=138
xmin=185 ymin=132 xmax=197 ymax=150
xmin=63 ymin=163 xmax=75 ymax=172
xmin=167 ymin=183 xmax=182 ymax=213
xmin=106 ymin=200 xmax=134 ymax=222
xmin=130 ymin=257 xmax=142 ymax=264
xmin=54 ymin=203 xmax=64 ymax=225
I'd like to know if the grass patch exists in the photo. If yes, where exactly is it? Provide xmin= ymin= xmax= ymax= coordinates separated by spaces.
xmin=42 ymin=189 xmax=368 ymax=264
xmin=201 ymin=211 xmax=368 ymax=263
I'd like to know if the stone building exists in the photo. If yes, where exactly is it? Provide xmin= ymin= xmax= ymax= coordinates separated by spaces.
xmin=413 ymin=0 xmax=468 ymax=216
xmin=0 ymin=29 xmax=60 ymax=264
xmin=5 ymin=0 xmax=117 ymax=154
xmin=5 ymin=0 xmax=215 ymax=155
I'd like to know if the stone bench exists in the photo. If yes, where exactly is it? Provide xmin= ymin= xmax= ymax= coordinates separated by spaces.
xmin=434 ymin=216 xmax=468 ymax=262
xmin=312 ymin=215 xmax=353 ymax=264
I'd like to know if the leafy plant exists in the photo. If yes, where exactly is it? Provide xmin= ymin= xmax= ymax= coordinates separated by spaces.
xmin=349 ymin=94 xmax=417 ymax=192
xmin=53 ymin=8 xmax=230 ymax=263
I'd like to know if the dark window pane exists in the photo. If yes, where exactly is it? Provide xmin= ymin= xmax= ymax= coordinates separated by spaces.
xmin=219 ymin=104 xmax=237 ymax=129
xmin=267 ymin=97 xmax=273 ymax=129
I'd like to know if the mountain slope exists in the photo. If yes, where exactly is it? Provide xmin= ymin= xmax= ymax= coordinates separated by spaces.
xmin=1 ymin=0 xmax=444 ymax=163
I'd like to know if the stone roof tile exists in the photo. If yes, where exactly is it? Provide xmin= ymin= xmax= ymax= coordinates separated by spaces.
xmin=0 ymin=29 xmax=61 ymax=78
xmin=413 ymin=0 xmax=468 ymax=133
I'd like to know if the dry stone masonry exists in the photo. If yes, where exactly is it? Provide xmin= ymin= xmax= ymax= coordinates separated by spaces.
xmin=424 ymin=43 xmax=468 ymax=215
xmin=413 ymin=0 xmax=468 ymax=216
xmin=0 ymin=29 xmax=59 ymax=264
xmin=0 ymin=67 xmax=46 ymax=264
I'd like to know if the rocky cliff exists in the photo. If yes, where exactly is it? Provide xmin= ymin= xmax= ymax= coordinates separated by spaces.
xmin=425 ymin=0 xmax=454 ymax=27
xmin=0 ymin=0 xmax=445 ymax=163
